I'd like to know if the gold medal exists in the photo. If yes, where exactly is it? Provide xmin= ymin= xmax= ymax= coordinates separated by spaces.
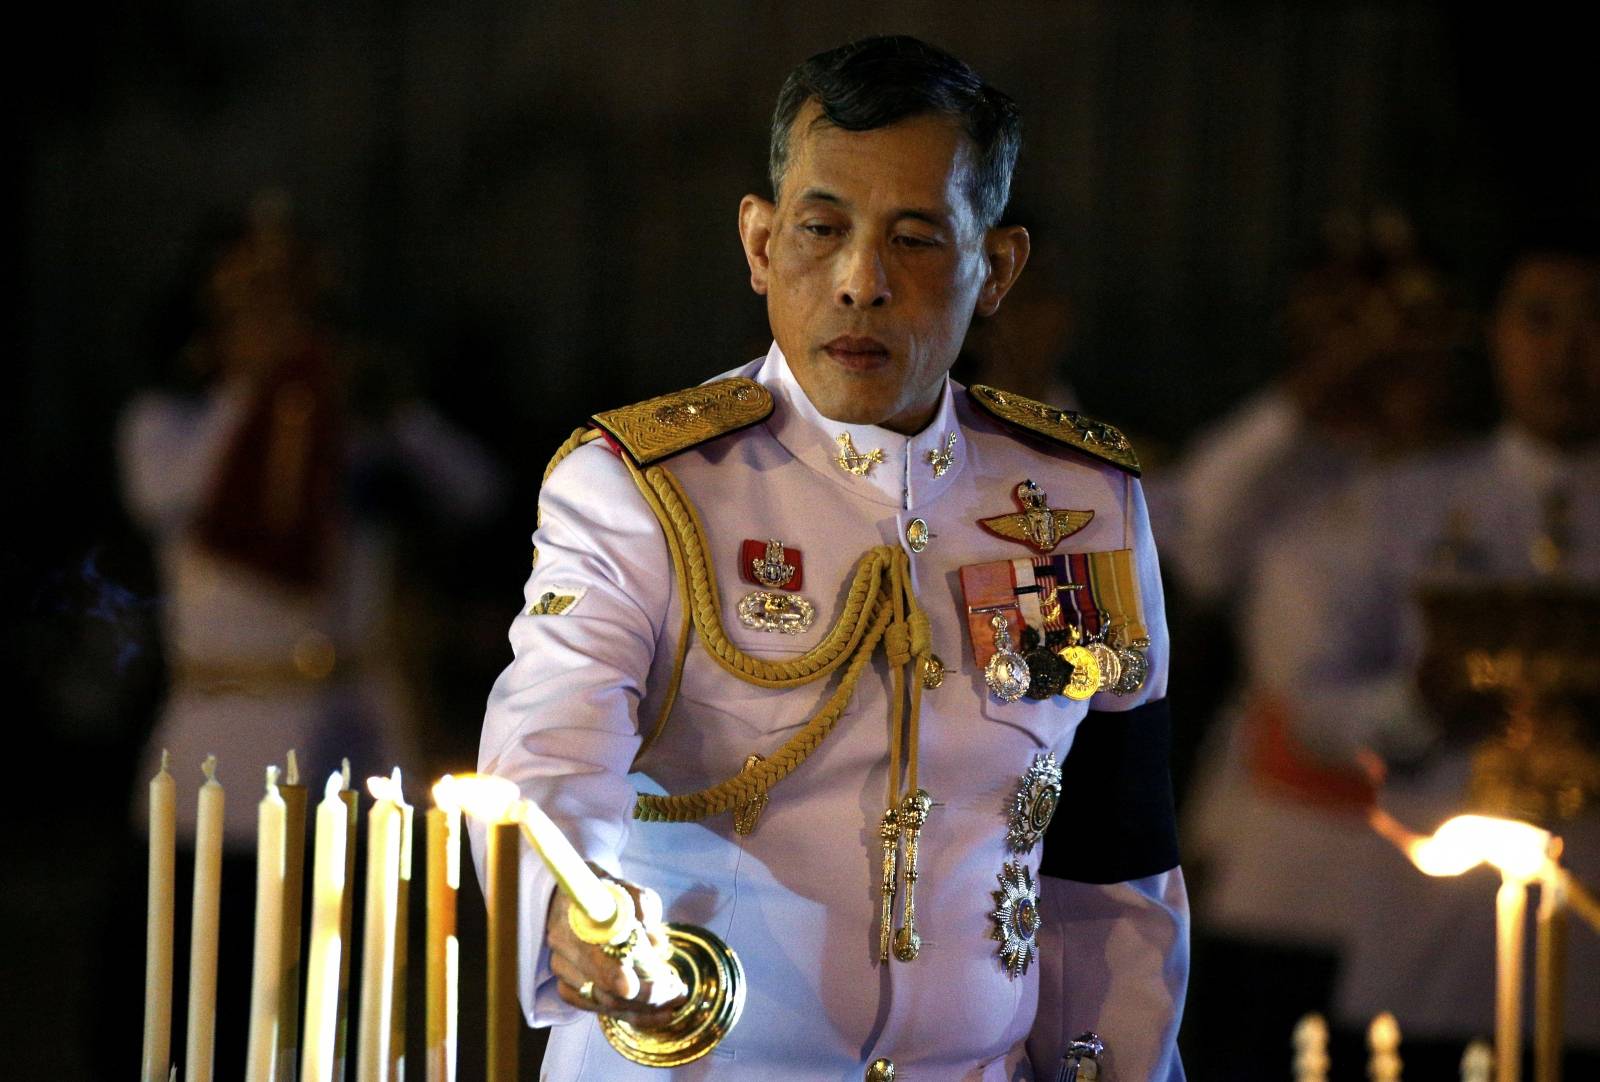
xmin=1057 ymin=644 xmax=1099 ymax=701
xmin=1086 ymin=640 xmax=1121 ymax=692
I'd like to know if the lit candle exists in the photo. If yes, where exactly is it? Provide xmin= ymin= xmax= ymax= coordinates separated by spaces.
xmin=426 ymin=777 xmax=462 ymax=1082
xmin=245 ymin=766 xmax=288 ymax=1082
xmin=358 ymin=769 xmax=406 ymax=1082
xmin=276 ymin=750 xmax=309 ymax=1082
xmin=142 ymin=750 xmax=176 ymax=1082
xmin=519 ymin=798 xmax=618 ymax=925
xmin=300 ymin=773 xmax=350 ymax=1082
xmin=1497 ymin=877 xmax=1528 ymax=1082
xmin=486 ymin=818 xmax=519 ymax=1082
xmin=391 ymin=775 xmax=415 ymax=1081
xmin=334 ymin=760 xmax=359 ymax=1080
xmin=184 ymin=756 xmax=225 ymax=1082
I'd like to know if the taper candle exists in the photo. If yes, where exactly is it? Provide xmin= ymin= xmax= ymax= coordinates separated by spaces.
xmin=245 ymin=766 xmax=288 ymax=1082
xmin=184 ymin=755 xmax=224 ymax=1082
xmin=358 ymin=770 xmax=405 ymax=1082
xmin=426 ymin=777 xmax=462 ymax=1082
xmin=141 ymin=750 xmax=176 ymax=1082
xmin=276 ymin=750 xmax=308 ymax=1082
xmin=300 ymin=773 xmax=350 ymax=1082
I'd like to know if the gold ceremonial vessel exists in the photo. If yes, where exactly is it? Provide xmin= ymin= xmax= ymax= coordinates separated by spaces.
xmin=597 ymin=922 xmax=746 ymax=1067
xmin=1415 ymin=581 xmax=1600 ymax=824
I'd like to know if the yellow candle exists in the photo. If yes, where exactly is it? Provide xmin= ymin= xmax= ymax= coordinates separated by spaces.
xmin=391 ymin=778 xmax=415 ymax=1081
xmin=519 ymin=798 xmax=616 ymax=924
xmin=1497 ymin=876 xmax=1529 ymax=1082
xmin=276 ymin=750 xmax=309 ymax=1082
xmin=300 ymin=773 xmax=350 ymax=1082
xmin=334 ymin=760 xmax=359 ymax=1080
xmin=485 ymin=819 xmax=519 ymax=1082
xmin=142 ymin=750 xmax=176 ymax=1082
xmin=426 ymin=779 xmax=462 ymax=1082
xmin=245 ymin=767 xmax=288 ymax=1082
xmin=184 ymin=756 xmax=225 ymax=1082
xmin=358 ymin=770 xmax=405 ymax=1082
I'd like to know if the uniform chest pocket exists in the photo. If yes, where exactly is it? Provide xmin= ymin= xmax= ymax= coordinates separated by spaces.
xmin=978 ymin=677 xmax=1087 ymax=752
xmin=675 ymin=640 xmax=852 ymax=739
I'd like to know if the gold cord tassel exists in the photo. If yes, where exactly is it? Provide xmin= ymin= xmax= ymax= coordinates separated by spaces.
xmin=877 ymin=807 xmax=900 ymax=963
xmin=894 ymin=789 xmax=931 ymax=961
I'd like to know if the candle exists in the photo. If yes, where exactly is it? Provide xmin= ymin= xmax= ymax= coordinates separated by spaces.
xmin=1496 ymin=877 xmax=1528 ymax=1082
xmin=1535 ymin=868 xmax=1567 ymax=1082
xmin=142 ymin=750 xmax=176 ymax=1082
xmin=518 ymin=798 xmax=618 ymax=925
xmin=276 ymin=750 xmax=309 ymax=1082
xmin=358 ymin=770 xmax=405 ymax=1082
xmin=245 ymin=766 xmax=288 ymax=1082
xmin=485 ymin=819 xmax=519 ymax=1082
xmin=299 ymin=773 xmax=350 ymax=1082
xmin=426 ymin=778 xmax=462 ymax=1082
xmin=334 ymin=759 xmax=359 ymax=1079
xmin=184 ymin=756 xmax=225 ymax=1082
xmin=392 ymin=775 xmax=416 ymax=1081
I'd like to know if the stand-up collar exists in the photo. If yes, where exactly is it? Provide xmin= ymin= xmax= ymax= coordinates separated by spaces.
xmin=1496 ymin=424 xmax=1600 ymax=495
xmin=755 ymin=342 xmax=966 ymax=510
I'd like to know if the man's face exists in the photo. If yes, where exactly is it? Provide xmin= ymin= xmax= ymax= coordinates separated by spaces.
xmin=1492 ymin=255 xmax=1600 ymax=450
xmin=739 ymin=103 xmax=1027 ymax=434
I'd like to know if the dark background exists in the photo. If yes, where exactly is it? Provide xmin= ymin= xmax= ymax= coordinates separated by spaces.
xmin=7 ymin=2 xmax=1597 ymax=1078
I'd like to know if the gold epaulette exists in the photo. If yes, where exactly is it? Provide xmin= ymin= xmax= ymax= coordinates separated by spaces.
xmin=967 ymin=384 xmax=1141 ymax=476
xmin=591 ymin=377 xmax=774 ymax=466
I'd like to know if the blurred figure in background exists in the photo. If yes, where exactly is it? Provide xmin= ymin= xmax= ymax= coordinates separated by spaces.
xmin=1176 ymin=211 xmax=1485 ymax=1080
xmin=106 ymin=193 xmax=504 ymax=1075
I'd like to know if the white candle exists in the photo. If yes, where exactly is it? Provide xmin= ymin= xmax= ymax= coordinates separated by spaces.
xmin=142 ymin=750 xmax=176 ymax=1082
xmin=358 ymin=770 xmax=406 ymax=1082
xmin=392 ymin=777 xmax=415 ymax=1082
xmin=277 ymin=750 xmax=308 ymax=1082
xmin=245 ymin=766 xmax=288 ymax=1082
xmin=184 ymin=756 xmax=225 ymax=1082
xmin=300 ymin=773 xmax=350 ymax=1082
xmin=334 ymin=759 xmax=360 ymax=1080
xmin=519 ymin=798 xmax=617 ymax=924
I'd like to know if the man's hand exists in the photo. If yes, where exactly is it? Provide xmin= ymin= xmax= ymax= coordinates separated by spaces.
xmin=547 ymin=872 xmax=688 ymax=1025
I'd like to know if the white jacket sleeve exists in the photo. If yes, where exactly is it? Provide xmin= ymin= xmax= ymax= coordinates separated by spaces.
xmin=471 ymin=439 xmax=672 ymax=1028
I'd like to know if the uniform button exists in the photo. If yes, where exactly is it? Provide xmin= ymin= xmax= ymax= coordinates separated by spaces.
xmin=905 ymin=518 xmax=931 ymax=553
xmin=921 ymin=652 xmax=946 ymax=689
xmin=866 ymin=1057 xmax=896 ymax=1082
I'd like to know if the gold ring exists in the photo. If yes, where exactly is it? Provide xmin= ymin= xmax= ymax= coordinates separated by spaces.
xmin=578 ymin=979 xmax=598 ymax=1004
xmin=601 ymin=927 xmax=643 ymax=966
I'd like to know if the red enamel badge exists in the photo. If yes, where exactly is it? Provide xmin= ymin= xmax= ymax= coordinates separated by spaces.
xmin=740 ymin=539 xmax=804 ymax=591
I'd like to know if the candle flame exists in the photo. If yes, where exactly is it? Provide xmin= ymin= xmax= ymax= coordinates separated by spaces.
xmin=1394 ymin=813 xmax=1553 ymax=881
xmin=340 ymin=757 xmax=352 ymax=790
xmin=160 ymin=747 xmax=171 ymax=774
xmin=285 ymin=748 xmax=300 ymax=786
xmin=323 ymin=771 xmax=344 ymax=800
xmin=202 ymin=754 xmax=218 ymax=784
xmin=265 ymin=763 xmax=280 ymax=794
xmin=445 ymin=773 xmax=523 ymax=824
xmin=367 ymin=767 xmax=406 ymax=804
xmin=432 ymin=774 xmax=461 ymax=812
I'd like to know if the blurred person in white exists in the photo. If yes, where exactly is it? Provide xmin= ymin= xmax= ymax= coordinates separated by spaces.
xmin=111 ymin=194 xmax=504 ymax=1075
xmin=1221 ymin=222 xmax=1600 ymax=1075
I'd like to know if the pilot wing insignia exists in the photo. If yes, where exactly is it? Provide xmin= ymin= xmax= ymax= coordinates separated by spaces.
xmin=978 ymin=480 xmax=1094 ymax=554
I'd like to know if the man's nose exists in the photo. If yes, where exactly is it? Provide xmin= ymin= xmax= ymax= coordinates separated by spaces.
xmin=835 ymin=240 xmax=890 ymax=308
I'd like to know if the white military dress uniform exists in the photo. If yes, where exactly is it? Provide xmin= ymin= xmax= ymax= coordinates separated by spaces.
xmin=476 ymin=344 xmax=1187 ymax=1080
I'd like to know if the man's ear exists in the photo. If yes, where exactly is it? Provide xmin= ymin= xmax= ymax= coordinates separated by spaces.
xmin=975 ymin=225 xmax=1031 ymax=317
xmin=738 ymin=195 xmax=776 ymax=296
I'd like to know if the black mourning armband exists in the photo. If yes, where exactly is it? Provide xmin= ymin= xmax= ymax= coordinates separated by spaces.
xmin=1038 ymin=697 xmax=1179 ymax=884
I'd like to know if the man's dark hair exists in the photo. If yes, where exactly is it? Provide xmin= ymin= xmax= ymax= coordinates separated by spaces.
xmin=769 ymin=35 xmax=1021 ymax=229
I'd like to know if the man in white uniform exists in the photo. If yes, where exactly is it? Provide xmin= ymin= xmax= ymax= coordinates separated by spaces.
xmin=477 ymin=36 xmax=1187 ymax=1080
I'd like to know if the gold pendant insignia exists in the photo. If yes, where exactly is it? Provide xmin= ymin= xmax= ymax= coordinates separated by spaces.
xmin=1007 ymin=753 xmax=1062 ymax=853
xmin=990 ymin=861 xmax=1042 ymax=979
xmin=978 ymin=480 xmax=1095 ymax=554
xmin=750 ymin=539 xmax=796 ymax=589
xmin=835 ymin=433 xmax=886 ymax=476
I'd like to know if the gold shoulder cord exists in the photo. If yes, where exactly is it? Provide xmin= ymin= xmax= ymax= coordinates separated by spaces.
xmin=541 ymin=424 xmax=935 ymax=959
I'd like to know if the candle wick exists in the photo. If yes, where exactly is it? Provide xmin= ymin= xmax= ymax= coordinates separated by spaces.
xmin=160 ymin=748 xmax=172 ymax=774
xmin=202 ymin=754 xmax=218 ymax=784
xmin=341 ymin=757 xmax=352 ymax=790
xmin=266 ymin=764 xmax=281 ymax=793
xmin=286 ymin=748 xmax=300 ymax=786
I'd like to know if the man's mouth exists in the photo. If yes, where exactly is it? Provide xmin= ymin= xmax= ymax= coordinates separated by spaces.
xmin=822 ymin=336 xmax=891 ymax=371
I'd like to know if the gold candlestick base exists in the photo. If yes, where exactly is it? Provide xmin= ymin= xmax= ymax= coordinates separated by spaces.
xmin=597 ymin=923 xmax=745 ymax=1067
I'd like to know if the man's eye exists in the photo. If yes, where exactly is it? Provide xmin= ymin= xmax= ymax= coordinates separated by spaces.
xmin=894 ymin=234 xmax=939 ymax=249
xmin=801 ymin=223 xmax=839 ymax=238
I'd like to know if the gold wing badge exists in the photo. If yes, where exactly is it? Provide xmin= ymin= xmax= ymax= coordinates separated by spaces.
xmin=978 ymin=480 xmax=1094 ymax=554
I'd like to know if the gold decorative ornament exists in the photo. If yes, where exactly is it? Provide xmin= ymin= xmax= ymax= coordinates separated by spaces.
xmin=835 ymin=433 xmax=886 ymax=476
xmin=877 ymin=807 xmax=900 ymax=963
xmin=927 ymin=432 xmax=957 ymax=477
xmin=750 ymin=539 xmax=797 ymax=589
xmin=905 ymin=518 xmax=931 ymax=553
xmin=978 ymin=480 xmax=1095 ymax=554
xmin=732 ymin=754 xmax=770 ymax=835
xmin=920 ymin=653 xmax=946 ymax=690
xmin=1007 ymin=753 xmax=1062 ymax=853
xmin=990 ymin=861 xmax=1042 ymax=979
xmin=866 ymin=1058 xmax=897 ymax=1082
xmin=736 ymin=590 xmax=816 ymax=634
xmin=597 ymin=923 xmax=746 ymax=1067
xmin=893 ymin=789 xmax=933 ymax=961
xmin=968 ymin=384 xmax=1141 ymax=475
xmin=984 ymin=614 xmax=1031 ymax=703
xmin=1085 ymin=639 xmax=1122 ymax=693
xmin=592 ymin=378 xmax=773 ymax=466
xmin=1057 ymin=642 xmax=1100 ymax=701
